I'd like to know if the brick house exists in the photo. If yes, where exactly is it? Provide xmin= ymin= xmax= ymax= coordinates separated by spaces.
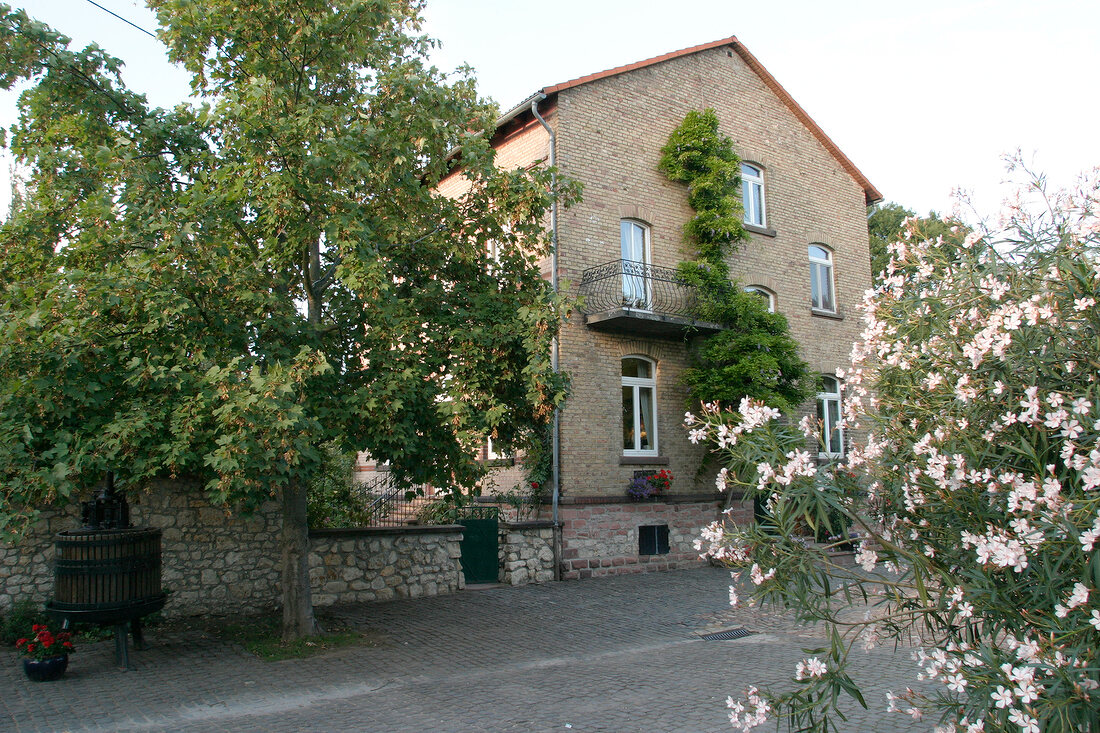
xmin=441 ymin=35 xmax=882 ymax=580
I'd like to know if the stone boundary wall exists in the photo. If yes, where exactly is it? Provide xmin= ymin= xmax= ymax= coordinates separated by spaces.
xmin=0 ymin=482 xmax=284 ymax=619
xmin=308 ymin=526 xmax=464 ymax=606
xmin=0 ymin=482 xmax=468 ymax=618
xmin=558 ymin=496 xmax=743 ymax=580
xmin=499 ymin=520 xmax=555 ymax=586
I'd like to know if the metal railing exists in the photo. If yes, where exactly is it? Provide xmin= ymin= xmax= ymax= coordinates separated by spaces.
xmin=355 ymin=471 xmax=433 ymax=527
xmin=577 ymin=259 xmax=699 ymax=318
xmin=359 ymin=471 xmax=404 ymax=523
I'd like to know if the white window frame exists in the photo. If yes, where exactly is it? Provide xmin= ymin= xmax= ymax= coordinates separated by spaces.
xmin=620 ymin=219 xmax=652 ymax=309
xmin=744 ymin=285 xmax=776 ymax=313
xmin=817 ymin=375 xmax=844 ymax=458
xmin=486 ymin=239 xmax=501 ymax=274
xmin=809 ymin=244 xmax=836 ymax=313
xmin=486 ymin=436 xmax=508 ymax=461
xmin=741 ymin=163 xmax=766 ymax=228
xmin=622 ymin=356 xmax=658 ymax=456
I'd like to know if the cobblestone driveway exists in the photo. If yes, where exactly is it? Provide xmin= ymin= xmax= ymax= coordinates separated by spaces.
xmin=3 ymin=567 xmax=927 ymax=732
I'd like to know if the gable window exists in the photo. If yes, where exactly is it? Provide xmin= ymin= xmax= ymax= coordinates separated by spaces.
xmin=620 ymin=219 xmax=651 ymax=309
xmin=622 ymin=356 xmax=657 ymax=455
xmin=809 ymin=245 xmax=836 ymax=313
xmin=817 ymin=375 xmax=844 ymax=457
xmin=741 ymin=163 xmax=766 ymax=228
xmin=744 ymin=285 xmax=776 ymax=313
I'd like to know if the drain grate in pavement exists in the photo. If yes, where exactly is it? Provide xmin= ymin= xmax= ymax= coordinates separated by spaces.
xmin=700 ymin=627 xmax=756 ymax=641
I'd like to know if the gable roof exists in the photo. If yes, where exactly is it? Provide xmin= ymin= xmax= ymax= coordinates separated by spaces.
xmin=502 ymin=36 xmax=882 ymax=205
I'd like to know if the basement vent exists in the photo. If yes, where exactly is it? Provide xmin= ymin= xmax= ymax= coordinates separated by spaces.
xmin=700 ymin=628 xmax=755 ymax=641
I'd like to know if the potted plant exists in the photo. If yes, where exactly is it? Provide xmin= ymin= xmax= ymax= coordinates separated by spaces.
xmin=16 ymin=623 xmax=75 ymax=682
xmin=627 ymin=469 xmax=674 ymax=501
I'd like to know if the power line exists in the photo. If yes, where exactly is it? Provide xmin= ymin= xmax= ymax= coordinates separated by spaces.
xmin=83 ymin=0 xmax=157 ymax=39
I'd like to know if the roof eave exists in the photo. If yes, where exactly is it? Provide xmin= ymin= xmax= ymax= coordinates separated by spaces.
xmin=496 ymin=35 xmax=882 ymax=205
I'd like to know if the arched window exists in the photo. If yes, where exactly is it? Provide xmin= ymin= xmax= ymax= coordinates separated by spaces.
xmin=622 ymin=356 xmax=657 ymax=455
xmin=620 ymin=219 xmax=651 ymax=308
xmin=809 ymin=244 xmax=836 ymax=313
xmin=741 ymin=163 xmax=766 ymax=228
xmin=744 ymin=285 xmax=776 ymax=313
xmin=817 ymin=375 xmax=844 ymax=457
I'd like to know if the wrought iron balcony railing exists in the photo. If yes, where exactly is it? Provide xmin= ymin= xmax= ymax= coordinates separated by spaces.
xmin=577 ymin=259 xmax=724 ymax=337
xmin=578 ymin=259 xmax=695 ymax=315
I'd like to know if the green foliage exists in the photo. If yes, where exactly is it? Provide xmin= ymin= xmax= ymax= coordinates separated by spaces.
xmin=678 ymin=262 xmax=810 ymax=411
xmin=0 ymin=1 xmax=578 ymax=636
xmin=866 ymin=201 xmax=966 ymax=277
xmin=658 ymin=109 xmax=748 ymax=262
xmin=659 ymin=110 xmax=808 ymax=411
xmin=698 ymin=168 xmax=1100 ymax=731
xmin=1 ymin=598 xmax=47 ymax=646
xmin=519 ymin=420 xmax=554 ymax=493
xmin=415 ymin=496 xmax=464 ymax=525
xmin=0 ymin=1 xmax=574 ymax=525
xmin=490 ymin=482 xmax=545 ymax=520
xmin=305 ymin=442 xmax=368 ymax=529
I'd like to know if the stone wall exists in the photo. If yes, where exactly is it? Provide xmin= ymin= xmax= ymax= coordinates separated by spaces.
xmin=558 ymin=496 xmax=740 ymax=580
xmin=0 ymin=482 xmax=284 ymax=619
xmin=0 ymin=482 xmax=467 ymax=618
xmin=499 ymin=521 xmax=555 ymax=586
xmin=308 ymin=526 xmax=464 ymax=606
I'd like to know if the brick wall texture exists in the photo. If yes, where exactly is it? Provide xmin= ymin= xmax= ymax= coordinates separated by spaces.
xmin=486 ymin=44 xmax=874 ymax=577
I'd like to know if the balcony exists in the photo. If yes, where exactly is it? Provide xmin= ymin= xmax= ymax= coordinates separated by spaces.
xmin=577 ymin=260 xmax=725 ymax=338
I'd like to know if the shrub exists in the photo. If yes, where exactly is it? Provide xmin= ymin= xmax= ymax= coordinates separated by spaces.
xmin=1 ymin=598 xmax=48 ymax=646
xmin=306 ymin=442 xmax=370 ymax=528
xmin=692 ymin=167 xmax=1100 ymax=732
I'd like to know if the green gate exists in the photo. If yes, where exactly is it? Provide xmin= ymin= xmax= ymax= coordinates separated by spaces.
xmin=458 ymin=506 xmax=500 ymax=585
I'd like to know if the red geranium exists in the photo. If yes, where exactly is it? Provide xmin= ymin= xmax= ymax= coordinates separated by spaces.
xmin=15 ymin=622 xmax=76 ymax=661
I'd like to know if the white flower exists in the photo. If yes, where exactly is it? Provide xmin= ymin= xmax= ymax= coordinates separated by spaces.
xmin=804 ymin=657 xmax=827 ymax=678
xmin=855 ymin=544 xmax=878 ymax=572
xmin=945 ymin=672 xmax=967 ymax=692
xmin=749 ymin=563 xmax=775 ymax=586
xmin=1067 ymin=582 xmax=1090 ymax=609
xmin=1082 ymin=465 xmax=1100 ymax=491
xmin=1008 ymin=708 xmax=1039 ymax=733
xmin=991 ymin=686 xmax=1013 ymax=708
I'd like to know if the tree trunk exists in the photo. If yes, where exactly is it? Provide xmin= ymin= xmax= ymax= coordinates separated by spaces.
xmin=281 ymin=481 xmax=319 ymax=640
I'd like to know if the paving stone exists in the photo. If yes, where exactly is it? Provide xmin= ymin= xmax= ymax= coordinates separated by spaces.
xmin=1 ymin=567 xmax=928 ymax=732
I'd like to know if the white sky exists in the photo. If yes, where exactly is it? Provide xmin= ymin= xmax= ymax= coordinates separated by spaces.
xmin=3 ymin=0 xmax=1099 ymax=222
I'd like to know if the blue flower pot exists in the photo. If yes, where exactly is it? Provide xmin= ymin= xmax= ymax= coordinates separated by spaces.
xmin=23 ymin=655 xmax=68 ymax=682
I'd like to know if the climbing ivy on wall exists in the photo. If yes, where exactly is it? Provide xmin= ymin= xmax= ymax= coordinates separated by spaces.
xmin=658 ymin=109 xmax=748 ymax=264
xmin=659 ymin=110 xmax=810 ymax=412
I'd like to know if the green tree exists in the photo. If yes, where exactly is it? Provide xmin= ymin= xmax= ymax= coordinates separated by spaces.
xmin=658 ymin=109 xmax=809 ymax=411
xmin=0 ymin=1 xmax=574 ymax=638
xmin=867 ymin=201 xmax=964 ymax=276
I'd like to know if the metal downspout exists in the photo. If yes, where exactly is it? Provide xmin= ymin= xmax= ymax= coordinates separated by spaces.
xmin=530 ymin=94 xmax=562 ymax=581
